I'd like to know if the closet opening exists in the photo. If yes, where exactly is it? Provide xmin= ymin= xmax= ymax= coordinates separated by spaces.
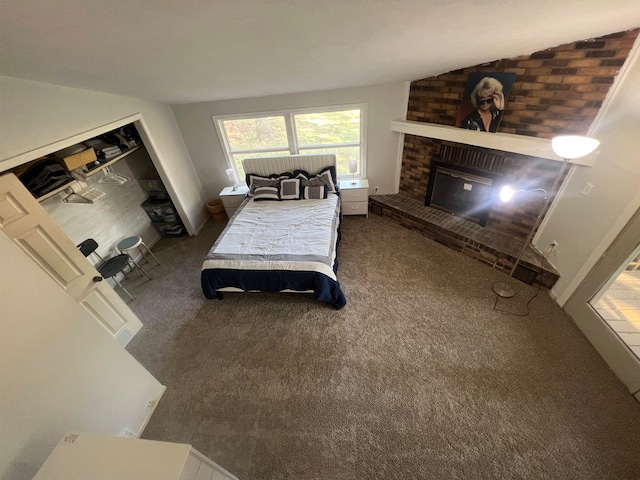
xmin=0 ymin=118 xmax=189 ymax=307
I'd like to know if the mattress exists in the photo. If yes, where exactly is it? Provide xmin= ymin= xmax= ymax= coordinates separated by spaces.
xmin=201 ymin=193 xmax=346 ymax=309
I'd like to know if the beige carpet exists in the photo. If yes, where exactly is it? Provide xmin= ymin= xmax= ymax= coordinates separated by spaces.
xmin=125 ymin=215 xmax=640 ymax=480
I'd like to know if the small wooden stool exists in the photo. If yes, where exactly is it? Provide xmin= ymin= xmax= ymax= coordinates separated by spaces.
xmin=117 ymin=236 xmax=160 ymax=268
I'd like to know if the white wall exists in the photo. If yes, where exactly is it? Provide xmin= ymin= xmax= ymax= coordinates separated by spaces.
xmin=0 ymin=232 xmax=164 ymax=480
xmin=171 ymin=82 xmax=408 ymax=201
xmin=0 ymin=76 xmax=208 ymax=234
xmin=537 ymin=46 xmax=640 ymax=303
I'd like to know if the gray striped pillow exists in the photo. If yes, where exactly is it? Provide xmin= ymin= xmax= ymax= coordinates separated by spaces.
xmin=247 ymin=175 xmax=278 ymax=196
xmin=253 ymin=186 xmax=280 ymax=201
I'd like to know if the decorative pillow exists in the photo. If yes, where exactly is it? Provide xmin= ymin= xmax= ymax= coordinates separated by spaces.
xmin=293 ymin=170 xmax=311 ymax=180
xmin=294 ymin=172 xmax=309 ymax=183
xmin=279 ymin=178 xmax=301 ymax=200
xmin=302 ymin=185 xmax=328 ymax=199
xmin=294 ymin=167 xmax=336 ymax=193
xmin=246 ymin=172 xmax=292 ymax=196
xmin=294 ymin=165 xmax=337 ymax=185
xmin=273 ymin=171 xmax=294 ymax=179
xmin=247 ymin=175 xmax=276 ymax=196
xmin=313 ymin=167 xmax=336 ymax=193
xmin=253 ymin=186 xmax=280 ymax=201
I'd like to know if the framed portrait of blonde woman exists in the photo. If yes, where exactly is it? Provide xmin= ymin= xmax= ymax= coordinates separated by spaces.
xmin=455 ymin=72 xmax=516 ymax=133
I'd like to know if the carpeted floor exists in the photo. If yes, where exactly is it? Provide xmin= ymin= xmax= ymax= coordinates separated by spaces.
xmin=125 ymin=215 xmax=640 ymax=480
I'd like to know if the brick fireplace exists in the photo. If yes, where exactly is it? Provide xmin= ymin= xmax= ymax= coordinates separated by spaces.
xmin=371 ymin=28 xmax=638 ymax=289
xmin=403 ymin=138 xmax=566 ymax=241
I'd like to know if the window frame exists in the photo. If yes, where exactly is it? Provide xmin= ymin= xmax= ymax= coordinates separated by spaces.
xmin=213 ymin=103 xmax=367 ymax=185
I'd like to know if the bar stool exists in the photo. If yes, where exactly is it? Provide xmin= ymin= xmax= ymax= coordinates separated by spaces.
xmin=117 ymin=236 xmax=160 ymax=273
xmin=78 ymin=238 xmax=149 ymax=301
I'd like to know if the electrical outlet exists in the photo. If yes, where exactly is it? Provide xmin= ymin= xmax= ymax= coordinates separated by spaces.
xmin=582 ymin=182 xmax=594 ymax=196
xmin=374 ymin=185 xmax=379 ymax=194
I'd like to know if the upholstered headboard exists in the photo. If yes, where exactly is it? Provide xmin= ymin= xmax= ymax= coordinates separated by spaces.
xmin=242 ymin=154 xmax=337 ymax=177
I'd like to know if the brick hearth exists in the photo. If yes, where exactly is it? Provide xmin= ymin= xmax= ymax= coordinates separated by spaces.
xmin=382 ymin=28 xmax=638 ymax=291
xmin=368 ymin=194 xmax=560 ymax=290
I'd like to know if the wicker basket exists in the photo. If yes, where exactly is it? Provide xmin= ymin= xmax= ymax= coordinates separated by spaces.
xmin=207 ymin=199 xmax=227 ymax=221
xmin=61 ymin=148 xmax=97 ymax=171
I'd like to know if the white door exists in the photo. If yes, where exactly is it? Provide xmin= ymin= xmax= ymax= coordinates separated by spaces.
xmin=564 ymin=207 xmax=640 ymax=401
xmin=0 ymin=173 xmax=143 ymax=344
xmin=591 ymin=247 xmax=640 ymax=360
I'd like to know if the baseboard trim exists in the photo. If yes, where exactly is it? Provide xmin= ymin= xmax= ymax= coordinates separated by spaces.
xmin=195 ymin=217 xmax=209 ymax=235
xmin=136 ymin=385 xmax=166 ymax=438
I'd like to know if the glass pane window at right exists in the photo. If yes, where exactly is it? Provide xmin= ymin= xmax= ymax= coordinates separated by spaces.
xmin=294 ymin=109 xmax=362 ymax=176
xmin=294 ymin=110 xmax=361 ymax=145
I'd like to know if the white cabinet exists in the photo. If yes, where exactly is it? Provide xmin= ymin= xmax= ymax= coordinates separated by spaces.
xmin=33 ymin=432 xmax=239 ymax=480
xmin=340 ymin=179 xmax=369 ymax=217
xmin=220 ymin=185 xmax=249 ymax=218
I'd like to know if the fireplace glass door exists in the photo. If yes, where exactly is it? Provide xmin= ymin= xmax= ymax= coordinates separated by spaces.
xmin=426 ymin=165 xmax=493 ymax=225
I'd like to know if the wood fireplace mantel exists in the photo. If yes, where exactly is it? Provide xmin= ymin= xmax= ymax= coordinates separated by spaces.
xmin=391 ymin=119 xmax=598 ymax=167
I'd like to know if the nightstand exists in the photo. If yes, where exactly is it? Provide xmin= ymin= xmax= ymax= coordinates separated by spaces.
xmin=339 ymin=179 xmax=369 ymax=217
xmin=220 ymin=185 xmax=249 ymax=218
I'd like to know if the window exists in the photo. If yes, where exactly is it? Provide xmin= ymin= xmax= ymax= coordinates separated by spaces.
xmin=214 ymin=104 xmax=366 ymax=183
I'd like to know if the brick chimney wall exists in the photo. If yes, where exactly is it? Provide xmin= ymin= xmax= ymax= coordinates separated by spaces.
xmin=399 ymin=29 xmax=638 ymax=240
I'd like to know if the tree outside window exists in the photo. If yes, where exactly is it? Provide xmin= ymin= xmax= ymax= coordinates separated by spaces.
xmin=215 ymin=105 xmax=366 ymax=182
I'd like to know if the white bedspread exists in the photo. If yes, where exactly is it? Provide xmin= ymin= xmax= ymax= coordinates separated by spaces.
xmin=202 ymin=195 xmax=340 ymax=280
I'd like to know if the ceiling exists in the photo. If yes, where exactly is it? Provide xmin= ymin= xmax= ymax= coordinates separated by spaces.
xmin=1 ymin=1 xmax=639 ymax=105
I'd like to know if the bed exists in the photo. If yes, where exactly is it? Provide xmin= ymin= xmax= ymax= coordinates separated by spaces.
xmin=201 ymin=154 xmax=347 ymax=309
